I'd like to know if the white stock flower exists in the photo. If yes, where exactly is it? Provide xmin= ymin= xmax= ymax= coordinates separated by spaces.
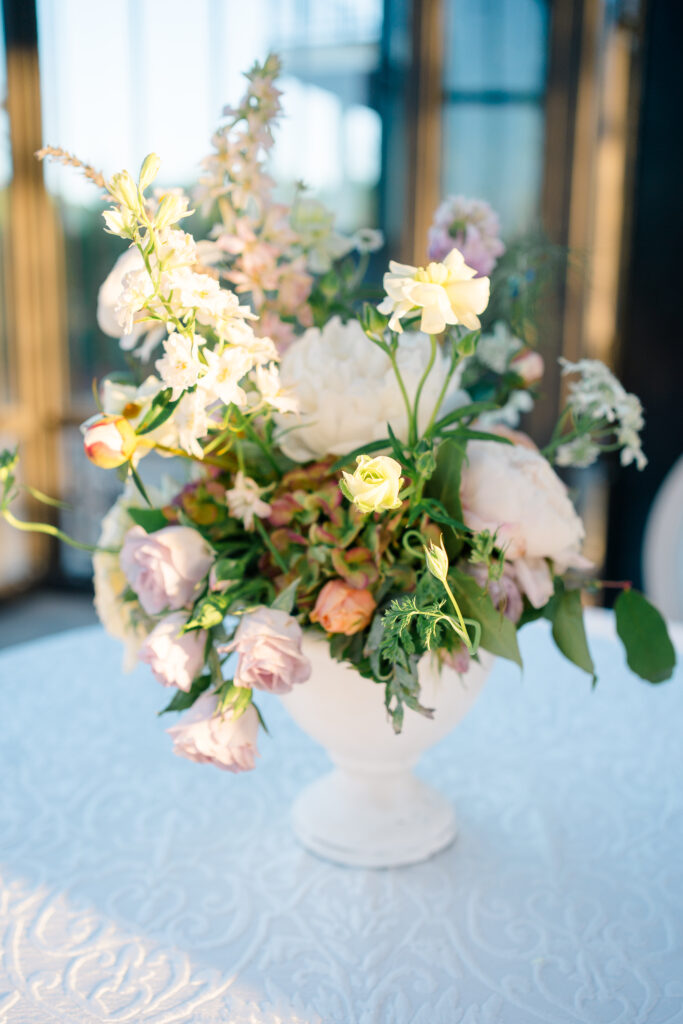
xmin=476 ymin=321 xmax=522 ymax=373
xmin=274 ymin=316 xmax=465 ymax=463
xmin=155 ymin=228 xmax=198 ymax=269
xmin=291 ymin=198 xmax=353 ymax=273
xmin=173 ymin=390 xmax=210 ymax=458
xmin=253 ymin=363 xmax=298 ymax=414
xmin=199 ymin=345 xmax=252 ymax=407
xmin=479 ymin=390 xmax=534 ymax=429
xmin=225 ymin=471 xmax=271 ymax=530
xmin=115 ymin=269 xmax=156 ymax=335
xmin=155 ymin=333 xmax=204 ymax=400
xmin=555 ymin=436 xmax=601 ymax=469
xmin=353 ymin=228 xmax=384 ymax=254
xmin=560 ymin=358 xmax=647 ymax=470
xmin=378 ymin=248 xmax=490 ymax=334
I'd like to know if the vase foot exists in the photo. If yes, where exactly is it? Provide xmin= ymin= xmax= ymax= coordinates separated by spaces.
xmin=291 ymin=767 xmax=457 ymax=868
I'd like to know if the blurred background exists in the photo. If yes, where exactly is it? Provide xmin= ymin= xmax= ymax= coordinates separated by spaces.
xmin=0 ymin=0 xmax=681 ymax=645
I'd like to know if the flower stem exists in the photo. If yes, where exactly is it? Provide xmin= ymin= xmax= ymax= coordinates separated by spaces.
xmin=388 ymin=351 xmax=416 ymax=446
xmin=412 ymin=334 xmax=437 ymax=437
xmin=1 ymin=507 xmax=117 ymax=554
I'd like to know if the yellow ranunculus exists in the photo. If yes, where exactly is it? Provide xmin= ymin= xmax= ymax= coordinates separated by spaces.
xmin=341 ymin=454 xmax=403 ymax=514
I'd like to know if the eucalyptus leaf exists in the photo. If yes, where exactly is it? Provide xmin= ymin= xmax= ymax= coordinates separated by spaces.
xmin=615 ymin=589 xmax=676 ymax=683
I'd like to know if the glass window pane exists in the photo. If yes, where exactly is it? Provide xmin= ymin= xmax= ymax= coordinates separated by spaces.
xmin=441 ymin=103 xmax=546 ymax=235
xmin=444 ymin=0 xmax=549 ymax=94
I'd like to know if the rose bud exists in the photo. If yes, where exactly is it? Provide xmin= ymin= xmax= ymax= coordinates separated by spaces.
xmin=81 ymin=414 xmax=137 ymax=469
xmin=510 ymin=348 xmax=544 ymax=385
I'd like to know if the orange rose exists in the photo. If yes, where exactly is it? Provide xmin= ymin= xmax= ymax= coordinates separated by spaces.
xmin=310 ymin=579 xmax=376 ymax=636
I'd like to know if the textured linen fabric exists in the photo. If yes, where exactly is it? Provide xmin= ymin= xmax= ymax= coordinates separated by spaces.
xmin=0 ymin=612 xmax=682 ymax=1023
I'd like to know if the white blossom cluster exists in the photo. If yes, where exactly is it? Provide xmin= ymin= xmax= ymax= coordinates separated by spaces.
xmin=97 ymin=153 xmax=295 ymax=460
xmin=557 ymin=358 xmax=647 ymax=470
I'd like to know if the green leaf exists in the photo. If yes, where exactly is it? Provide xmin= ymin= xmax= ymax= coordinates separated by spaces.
xmin=158 ymin=673 xmax=212 ymax=715
xmin=428 ymin=400 xmax=500 ymax=435
xmin=456 ymin=329 xmax=480 ymax=357
xmin=185 ymin=593 xmax=232 ymax=630
xmin=127 ymin=507 xmax=169 ymax=533
xmin=128 ymin=463 xmax=152 ymax=507
xmin=360 ymin=303 xmax=390 ymax=343
xmin=549 ymin=588 xmax=595 ymax=680
xmin=136 ymin=388 xmax=183 ymax=435
xmin=451 ymin=572 xmax=522 ymax=667
xmin=615 ymin=589 xmax=676 ymax=683
xmin=271 ymin=576 xmax=301 ymax=614
xmin=331 ymin=438 xmax=393 ymax=472
xmin=425 ymin=439 xmax=466 ymax=557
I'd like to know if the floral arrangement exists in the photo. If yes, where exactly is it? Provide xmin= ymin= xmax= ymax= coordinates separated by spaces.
xmin=1 ymin=56 xmax=675 ymax=774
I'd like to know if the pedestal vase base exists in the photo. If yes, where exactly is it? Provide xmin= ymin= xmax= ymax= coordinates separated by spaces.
xmin=291 ymin=766 xmax=457 ymax=868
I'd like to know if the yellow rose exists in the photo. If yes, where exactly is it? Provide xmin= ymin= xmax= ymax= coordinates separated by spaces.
xmin=341 ymin=455 xmax=403 ymax=514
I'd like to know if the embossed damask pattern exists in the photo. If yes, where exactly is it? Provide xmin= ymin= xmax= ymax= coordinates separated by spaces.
xmin=0 ymin=613 xmax=682 ymax=1023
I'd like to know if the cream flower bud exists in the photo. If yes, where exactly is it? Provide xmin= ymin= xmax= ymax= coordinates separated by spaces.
xmin=155 ymin=192 xmax=191 ymax=230
xmin=81 ymin=414 xmax=137 ymax=469
xmin=424 ymin=534 xmax=449 ymax=582
xmin=138 ymin=152 xmax=161 ymax=192
xmin=102 ymin=208 xmax=132 ymax=238
xmin=109 ymin=170 xmax=139 ymax=211
xmin=341 ymin=454 xmax=403 ymax=514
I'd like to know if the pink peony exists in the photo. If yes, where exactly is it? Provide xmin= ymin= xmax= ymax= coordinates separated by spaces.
xmin=225 ymin=607 xmax=311 ymax=694
xmin=310 ymin=579 xmax=377 ymax=636
xmin=120 ymin=525 xmax=214 ymax=616
xmin=167 ymin=694 xmax=259 ymax=772
xmin=139 ymin=613 xmax=207 ymax=691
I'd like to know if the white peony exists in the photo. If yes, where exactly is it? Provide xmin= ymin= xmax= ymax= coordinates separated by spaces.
xmin=461 ymin=440 xmax=590 ymax=607
xmin=274 ymin=316 xmax=465 ymax=462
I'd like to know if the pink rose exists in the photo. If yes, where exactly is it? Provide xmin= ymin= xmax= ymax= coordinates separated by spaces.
xmin=120 ymin=525 xmax=214 ymax=615
xmin=167 ymin=694 xmax=259 ymax=772
xmin=310 ymin=579 xmax=377 ymax=636
xmin=225 ymin=607 xmax=311 ymax=694
xmin=139 ymin=612 xmax=206 ymax=691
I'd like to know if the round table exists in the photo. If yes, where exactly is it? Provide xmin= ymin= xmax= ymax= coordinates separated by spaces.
xmin=1 ymin=611 xmax=682 ymax=1024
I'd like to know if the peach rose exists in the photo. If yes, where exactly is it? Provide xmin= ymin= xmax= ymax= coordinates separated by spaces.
xmin=310 ymin=579 xmax=377 ymax=635
xmin=511 ymin=348 xmax=544 ymax=384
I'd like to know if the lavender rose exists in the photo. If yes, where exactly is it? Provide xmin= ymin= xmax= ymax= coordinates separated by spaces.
xmin=167 ymin=693 xmax=259 ymax=773
xmin=120 ymin=524 xmax=213 ymax=615
xmin=139 ymin=612 xmax=207 ymax=691
xmin=225 ymin=607 xmax=311 ymax=694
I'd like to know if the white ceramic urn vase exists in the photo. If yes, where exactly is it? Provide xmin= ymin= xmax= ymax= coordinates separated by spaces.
xmin=279 ymin=632 xmax=494 ymax=868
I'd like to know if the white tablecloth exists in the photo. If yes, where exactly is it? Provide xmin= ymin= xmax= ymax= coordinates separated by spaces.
xmin=0 ymin=611 xmax=682 ymax=1024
